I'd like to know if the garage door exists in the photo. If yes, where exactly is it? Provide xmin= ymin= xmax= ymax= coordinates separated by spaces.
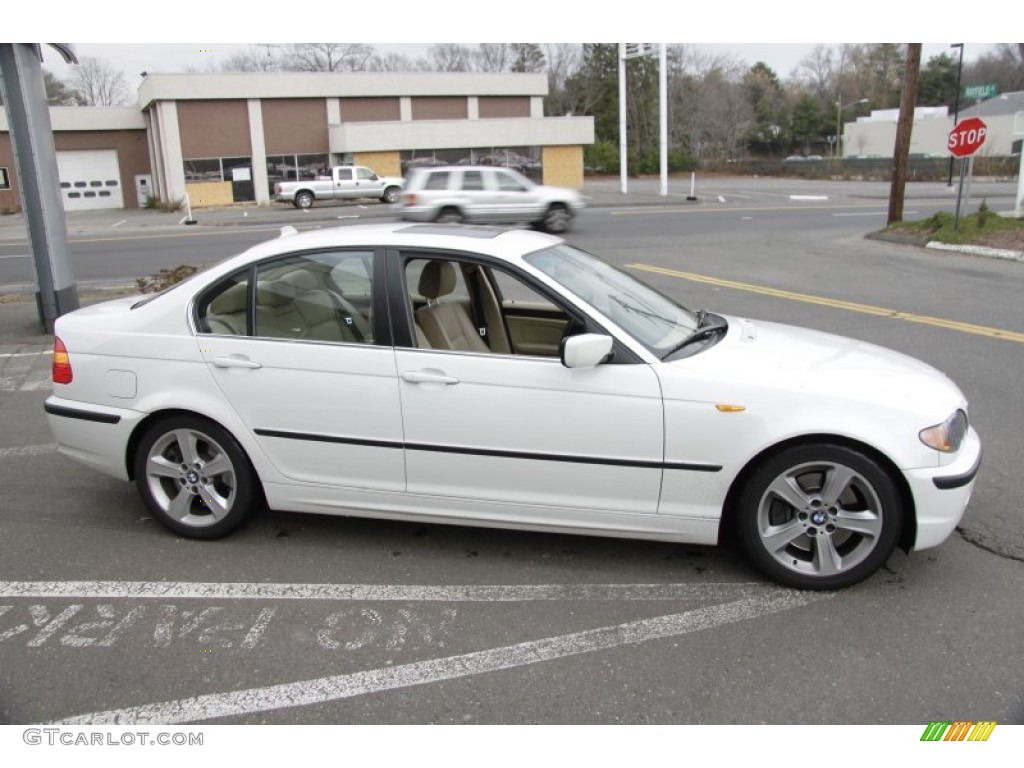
xmin=57 ymin=150 xmax=124 ymax=211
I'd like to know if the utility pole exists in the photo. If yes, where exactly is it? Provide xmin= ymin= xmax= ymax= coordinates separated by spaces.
xmin=888 ymin=44 xmax=921 ymax=226
xmin=0 ymin=43 xmax=80 ymax=331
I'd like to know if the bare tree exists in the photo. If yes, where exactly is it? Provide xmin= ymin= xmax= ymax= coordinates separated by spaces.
xmin=220 ymin=45 xmax=282 ymax=73
xmin=544 ymin=44 xmax=581 ymax=116
xmin=794 ymin=45 xmax=834 ymax=101
xmin=67 ymin=57 xmax=130 ymax=106
xmin=282 ymin=43 xmax=376 ymax=72
xmin=367 ymin=52 xmax=418 ymax=73
xmin=477 ymin=43 xmax=512 ymax=72
xmin=426 ymin=44 xmax=476 ymax=72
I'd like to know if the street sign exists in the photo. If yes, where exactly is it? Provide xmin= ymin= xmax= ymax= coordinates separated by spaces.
xmin=948 ymin=117 xmax=988 ymax=158
xmin=963 ymin=83 xmax=998 ymax=100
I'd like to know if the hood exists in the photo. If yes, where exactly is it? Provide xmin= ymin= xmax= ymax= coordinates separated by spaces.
xmin=666 ymin=314 xmax=966 ymax=418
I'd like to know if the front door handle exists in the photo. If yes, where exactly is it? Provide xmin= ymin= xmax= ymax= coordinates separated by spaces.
xmin=402 ymin=370 xmax=459 ymax=385
xmin=213 ymin=355 xmax=262 ymax=370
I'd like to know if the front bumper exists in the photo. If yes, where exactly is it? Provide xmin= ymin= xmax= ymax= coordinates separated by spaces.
xmin=904 ymin=427 xmax=983 ymax=550
xmin=44 ymin=396 xmax=146 ymax=481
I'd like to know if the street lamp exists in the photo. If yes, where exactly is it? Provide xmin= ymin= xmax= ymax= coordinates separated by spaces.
xmin=835 ymin=97 xmax=869 ymax=160
xmin=947 ymin=43 xmax=965 ymax=186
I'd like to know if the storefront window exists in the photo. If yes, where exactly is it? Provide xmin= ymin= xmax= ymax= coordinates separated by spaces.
xmin=399 ymin=147 xmax=542 ymax=181
xmin=266 ymin=153 xmax=329 ymax=197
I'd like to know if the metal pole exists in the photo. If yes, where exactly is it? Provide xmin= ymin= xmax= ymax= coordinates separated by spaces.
xmin=1016 ymin=142 xmax=1024 ymax=218
xmin=0 ymin=43 xmax=79 ymax=332
xmin=836 ymin=96 xmax=842 ymax=160
xmin=619 ymin=44 xmax=627 ymax=195
xmin=954 ymin=156 xmax=967 ymax=230
xmin=659 ymin=43 xmax=667 ymax=196
xmin=947 ymin=43 xmax=964 ymax=186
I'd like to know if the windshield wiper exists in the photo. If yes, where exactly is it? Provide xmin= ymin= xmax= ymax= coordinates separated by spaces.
xmin=662 ymin=310 xmax=727 ymax=359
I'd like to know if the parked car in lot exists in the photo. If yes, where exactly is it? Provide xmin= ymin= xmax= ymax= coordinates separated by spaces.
xmin=44 ymin=224 xmax=981 ymax=589
xmin=274 ymin=165 xmax=404 ymax=208
xmin=398 ymin=166 xmax=584 ymax=233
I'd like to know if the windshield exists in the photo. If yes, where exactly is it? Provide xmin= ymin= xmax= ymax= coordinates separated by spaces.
xmin=524 ymin=244 xmax=700 ymax=355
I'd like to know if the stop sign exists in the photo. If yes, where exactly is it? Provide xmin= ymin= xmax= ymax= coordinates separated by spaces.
xmin=948 ymin=117 xmax=988 ymax=158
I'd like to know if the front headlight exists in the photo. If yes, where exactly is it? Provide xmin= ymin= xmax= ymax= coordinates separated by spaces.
xmin=919 ymin=410 xmax=968 ymax=452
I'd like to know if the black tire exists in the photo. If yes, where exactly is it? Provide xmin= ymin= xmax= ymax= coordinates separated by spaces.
xmin=435 ymin=207 xmax=464 ymax=224
xmin=294 ymin=191 xmax=314 ymax=209
xmin=539 ymin=203 xmax=571 ymax=234
xmin=381 ymin=186 xmax=401 ymax=204
xmin=734 ymin=443 xmax=903 ymax=590
xmin=133 ymin=415 xmax=260 ymax=540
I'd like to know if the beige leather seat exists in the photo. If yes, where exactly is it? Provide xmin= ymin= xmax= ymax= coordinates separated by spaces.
xmin=280 ymin=269 xmax=369 ymax=343
xmin=254 ymin=280 xmax=305 ymax=338
xmin=205 ymin=281 xmax=248 ymax=334
xmin=414 ymin=261 xmax=489 ymax=353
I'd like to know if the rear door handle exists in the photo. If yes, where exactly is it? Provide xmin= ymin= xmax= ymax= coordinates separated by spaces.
xmin=402 ymin=370 xmax=459 ymax=385
xmin=213 ymin=355 xmax=262 ymax=370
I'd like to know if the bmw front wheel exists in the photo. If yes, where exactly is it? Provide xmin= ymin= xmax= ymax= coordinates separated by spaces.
xmin=735 ymin=443 xmax=903 ymax=590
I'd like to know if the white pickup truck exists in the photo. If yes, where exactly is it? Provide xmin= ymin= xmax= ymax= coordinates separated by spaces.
xmin=274 ymin=165 xmax=405 ymax=208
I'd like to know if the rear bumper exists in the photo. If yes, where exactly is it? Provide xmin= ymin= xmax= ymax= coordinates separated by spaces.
xmin=904 ymin=428 xmax=983 ymax=550
xmin=44 ymin=396 xmax=145 ymax=481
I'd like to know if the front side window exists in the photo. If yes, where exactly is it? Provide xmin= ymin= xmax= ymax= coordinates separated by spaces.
xmin=494 ymin=170 xmax=529 ymax=192
xmin=356 ymin=167 xmax=377 ymax=181
xmin=404 ymin=256 xmax=570 ymax=357
xmin=525 ymin=244 xmax=699 ymax=355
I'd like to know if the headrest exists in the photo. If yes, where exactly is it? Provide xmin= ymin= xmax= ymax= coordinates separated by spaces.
xmin=256 ymin=280 xmax=295 ymax=308
xmin=418 ymin=261 xmax=457 ymax=300
xmin=209 ymin=282 xmax=248 ymax=314
xmin=280 ymin=269 xmax=319 ymax=292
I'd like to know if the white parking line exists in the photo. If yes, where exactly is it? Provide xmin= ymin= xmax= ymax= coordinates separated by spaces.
xmin=0 ymin=254 xmax=30 ymax=260
xmin=0 ymin=444 xmax=58 ymax=459
xmin=0 ymin=351 xmax=49 ymax=358
xmin=0 ymin=580 xmax=767 ymax=602
xmin=51 ymin=588 xmax=827 ymax=724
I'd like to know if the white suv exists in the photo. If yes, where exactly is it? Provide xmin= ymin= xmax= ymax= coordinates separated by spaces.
xmin=398 ymin=166 xmax=584 ymax=233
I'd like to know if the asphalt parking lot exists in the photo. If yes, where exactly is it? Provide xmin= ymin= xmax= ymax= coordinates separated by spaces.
xmin=1 ymin=176 xmax=1022 ymax=727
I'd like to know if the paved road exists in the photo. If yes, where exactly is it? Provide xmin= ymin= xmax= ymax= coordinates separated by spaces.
xmin=0 ymin=177 xmax=1022 ymax=726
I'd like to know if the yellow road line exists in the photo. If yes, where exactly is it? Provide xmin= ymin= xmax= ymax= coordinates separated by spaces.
xmin=628 ymin=263 xmax=1024 ymax=344
xmin=608 ymin=201 xmax=921 ymax=216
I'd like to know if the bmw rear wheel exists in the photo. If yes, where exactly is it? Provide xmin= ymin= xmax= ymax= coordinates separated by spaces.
xmin=735 ymin=443 xmax=903 ymax=590
xmin=134 ymin=415 xmax=259 ymax=539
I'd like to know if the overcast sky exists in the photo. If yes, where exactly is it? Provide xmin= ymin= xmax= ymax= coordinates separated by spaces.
xmin=18 ymin=1 xmax=1005 ymax=94
xmin=37 ymin=42 xmax=1002 ymax=97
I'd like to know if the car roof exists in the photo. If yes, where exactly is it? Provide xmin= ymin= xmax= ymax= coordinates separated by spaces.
xmin=229 ymin=223 xmax=563 ymax=269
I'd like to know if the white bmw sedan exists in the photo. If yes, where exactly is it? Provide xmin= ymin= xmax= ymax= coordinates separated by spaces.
xmin=44 ymin=223 xmax=981 ymax=590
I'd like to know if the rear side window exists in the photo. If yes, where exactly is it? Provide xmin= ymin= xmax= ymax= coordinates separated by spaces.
xmin=424 ymin=172 xmax=450 ymax=190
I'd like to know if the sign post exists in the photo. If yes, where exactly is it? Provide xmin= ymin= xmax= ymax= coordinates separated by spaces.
xmin=619 ymin=43 xmax=668 ymax=196
xmin=947 ymin=116 xmax=988 ymax=229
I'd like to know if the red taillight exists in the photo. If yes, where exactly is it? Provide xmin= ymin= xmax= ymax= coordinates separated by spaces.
xmin=53 ymin=337 xmax=73 ymax=384
xmin=403 ymin=193 xmax=416 ymax=205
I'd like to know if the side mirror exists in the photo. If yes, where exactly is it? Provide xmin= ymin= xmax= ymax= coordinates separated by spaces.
xmin=560 ymin=334 xmax=613 ymax=369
